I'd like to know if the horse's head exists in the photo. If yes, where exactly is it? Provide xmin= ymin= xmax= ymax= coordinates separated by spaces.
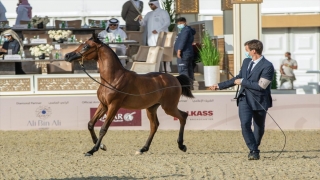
xmin=65 ymin=33 xmax=102 ymax=62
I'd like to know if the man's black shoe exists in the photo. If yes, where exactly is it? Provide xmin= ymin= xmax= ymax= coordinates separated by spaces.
xmin=248 ymin=151 xmax=260 ymax=160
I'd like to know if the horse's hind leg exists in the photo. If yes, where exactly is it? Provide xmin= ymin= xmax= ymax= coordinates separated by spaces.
xmin=88 ymin=103 xmax=108 ymax=151
xmin=85 ymin=105 xmax=119 ymax=156
xmin=136 ymin=104 xmax=160 ymax=155
xmin=163 ymin=107 xmax=188 ymax=152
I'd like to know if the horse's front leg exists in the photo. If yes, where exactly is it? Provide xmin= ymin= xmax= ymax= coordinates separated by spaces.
xmin=88 ymin=103 xmax=108 ymax=151
xmin=85 ymin=105 xmax=119 ymax=156
xmin=136 ymin=104 xmax=160 ymax=155
xmin=177 ymin=110 xmax=188 ymax=152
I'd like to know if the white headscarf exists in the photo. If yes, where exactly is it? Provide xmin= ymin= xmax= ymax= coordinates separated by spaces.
xmin=148 ymin=0 xmax=160 ymax=8
xmin=106 ymin=18 xmax=120 ymax=33
xmin=1 ymin=29 xmax=23 ymax=52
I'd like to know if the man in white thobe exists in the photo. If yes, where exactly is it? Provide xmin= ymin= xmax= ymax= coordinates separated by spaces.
xmin=138 ymin=0 xmax=171 ymax=72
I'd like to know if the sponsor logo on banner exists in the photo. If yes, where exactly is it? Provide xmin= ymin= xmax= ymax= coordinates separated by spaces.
xmin=174 ymin=110 xmax=214 ymax=121
xmin=25 ymin=106 xmax=62 ymax=128
xmin=35 ymin=106 xmax=52 ymax=120
xmin=90 ymin=108 xmax=142 ymax=127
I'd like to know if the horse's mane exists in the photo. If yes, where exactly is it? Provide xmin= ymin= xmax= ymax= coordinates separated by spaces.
xmin=90 ymin=36 xmax=126 ymax=68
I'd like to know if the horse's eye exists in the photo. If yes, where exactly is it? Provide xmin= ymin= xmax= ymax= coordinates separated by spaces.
xmin=83 ymin=44 xmax=89 ymax=49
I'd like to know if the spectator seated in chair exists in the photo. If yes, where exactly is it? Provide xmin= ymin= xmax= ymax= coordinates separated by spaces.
xmin=98 ymin=18 xmax=127 ymax=67
xmin=0 ymin=29 xmax=25 ymax=74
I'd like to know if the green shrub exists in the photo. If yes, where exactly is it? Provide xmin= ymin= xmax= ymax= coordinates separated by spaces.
xmin=198 ymin=32 xmax=220 ymax=66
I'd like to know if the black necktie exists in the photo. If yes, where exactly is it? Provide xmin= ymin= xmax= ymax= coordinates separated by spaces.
xmin=247 ymin=61 xmax=254 ymax=76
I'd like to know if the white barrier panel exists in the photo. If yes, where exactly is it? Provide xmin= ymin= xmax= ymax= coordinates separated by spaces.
xmin=0 ymin=94 xmax=319 ymax=130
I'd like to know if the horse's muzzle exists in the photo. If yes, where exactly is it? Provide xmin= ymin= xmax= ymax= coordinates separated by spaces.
xmin=65 ymin=52 xmax=82 ymax=62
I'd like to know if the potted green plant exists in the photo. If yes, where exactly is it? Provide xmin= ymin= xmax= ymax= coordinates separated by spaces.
xmin=271 ymin=71 xmax=278 ymax=89
xmin=198 ymin=32 xmax=221 ymax=86
xmin=161 ymin=0 xmax=176 ymax=32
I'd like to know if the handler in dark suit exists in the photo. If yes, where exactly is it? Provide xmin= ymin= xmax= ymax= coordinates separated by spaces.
xmin=209 ymin=39 xmax=274 ymax=160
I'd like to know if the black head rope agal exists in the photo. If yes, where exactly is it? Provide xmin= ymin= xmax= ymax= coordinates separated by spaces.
xmin=80 ymin=62 xmax=286 ymax=160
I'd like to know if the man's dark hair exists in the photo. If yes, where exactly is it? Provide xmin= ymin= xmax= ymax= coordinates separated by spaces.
xmin=247 ymin=39 xmax=263 ymax=55
xmin=285 ymin=52 xmax=291 ymax=56
xmin=176 ymin=17 xmax=187 ymax=23
xmin=244 ymin=41 xmax=250 ymax=46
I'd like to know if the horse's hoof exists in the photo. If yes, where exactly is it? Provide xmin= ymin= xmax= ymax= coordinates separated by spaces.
xmin=85 ymin=152 xmax=93 ymax=156
xmin=100 ymin=144 xmax=107 ymax=151
xmin=135 ymin=151 xmax=143 ymax=155
xmin=179 ymin=145 xmax=187 ymax=152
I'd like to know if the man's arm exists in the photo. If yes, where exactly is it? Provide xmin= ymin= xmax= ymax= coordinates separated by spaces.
xmin=210 ymin=70 xmax=244 ymax=90
xmin=241 ymin=64 xmax=274 ymax=91
xmin=121 ymin=2 xmax=129 ymax=21
xmin=139 ymin=13 xmax=149 ymax=27
xmin=291 ymin=60 xmax=298 ymax=70
xmin=176 ymin=28 xmax=189 ymax=51
xmin=280 ymin=63 xmax=285 ymax=75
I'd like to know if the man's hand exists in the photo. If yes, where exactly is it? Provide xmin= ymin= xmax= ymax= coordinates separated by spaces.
xmin=177 ymin=50 xmax=181 ymax=58
xmin=209 ymin=84 xmax=219 ymax=90
xmin=138 ymin=15 xmax=143 ymax=21
xmin=152 ymin=30 xmax=158 ymax=34
xmin=234 ymin=79 xmax=242 ymax=85
xmin=0 ymin=48 xmax=7 ymax=53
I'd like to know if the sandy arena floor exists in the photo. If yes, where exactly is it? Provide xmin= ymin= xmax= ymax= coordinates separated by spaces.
xmin=0 ymin=130 xmax=319 ymax=180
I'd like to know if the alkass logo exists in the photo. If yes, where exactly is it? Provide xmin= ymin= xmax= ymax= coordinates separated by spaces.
xmin=174 ymin=110 xmax=213 ymax=121
xmin=90 ymin=108 xmax=141 ymax=126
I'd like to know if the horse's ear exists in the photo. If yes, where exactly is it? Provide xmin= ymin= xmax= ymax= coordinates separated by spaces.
xmin=92 ymin=33 xmax=100 ymax=43
xmin=92 ymin=33 xmax=97 ymax=41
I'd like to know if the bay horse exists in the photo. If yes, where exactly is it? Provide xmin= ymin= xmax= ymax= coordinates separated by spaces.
xmin=65 ymin=33 xmax=194 ymax=156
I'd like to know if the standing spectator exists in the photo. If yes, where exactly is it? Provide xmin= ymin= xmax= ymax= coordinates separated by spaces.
xmin=280 ymin=52 xmax=298 ymax=89
xmin=15 ymin=0 xmax=32 ymax=25
xmin=0 ymin=1 xmax=7 ymax=21
xmin=138 ymin=0 xmax=170 ymax=71
xmin=121 ymin=0 xmax=144 ymax=31
xmin=174 ymin=17 xmax=196 ymax=83
xmin=138 ymin=0 xmax=170 ymax=46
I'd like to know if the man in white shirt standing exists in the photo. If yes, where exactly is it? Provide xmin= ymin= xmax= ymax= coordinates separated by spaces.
xmin=138 ymin=0 xmax=170 ymax=72
xmin=280 ymin=52 xmax=298 ymax=89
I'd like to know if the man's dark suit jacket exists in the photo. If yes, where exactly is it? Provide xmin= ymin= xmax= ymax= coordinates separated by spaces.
xmin=121 ymin=1 xmax=143 ymax=27
xmin=218 ymin=57 xmax=275 ymax=110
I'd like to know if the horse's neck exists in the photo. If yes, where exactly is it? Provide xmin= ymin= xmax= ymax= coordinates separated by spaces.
xmin=97 ymin=46 xmax=126 ymax=80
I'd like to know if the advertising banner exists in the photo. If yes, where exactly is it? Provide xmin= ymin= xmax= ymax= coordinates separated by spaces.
xmin=0 ymin=94 xmax=319 ymax=130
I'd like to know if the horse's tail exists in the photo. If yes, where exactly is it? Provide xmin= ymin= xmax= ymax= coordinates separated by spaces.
xmin=176 ymin=74 xmax=194 ymax=98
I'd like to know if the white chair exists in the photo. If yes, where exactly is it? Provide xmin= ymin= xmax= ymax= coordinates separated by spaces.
xmin=130 ymin=32 xmax=176 ymax=72
xmin=130 ymin=46 xmax=164 ymax=73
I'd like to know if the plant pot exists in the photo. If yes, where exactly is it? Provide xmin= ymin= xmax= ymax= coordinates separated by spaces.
xmin=38 ymin=53 xmax=45 ymax=59
xmin=203 ymin=66 xmax=220 ymax=87
xmin=37 ymin=22 xmax=44 ymax=29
